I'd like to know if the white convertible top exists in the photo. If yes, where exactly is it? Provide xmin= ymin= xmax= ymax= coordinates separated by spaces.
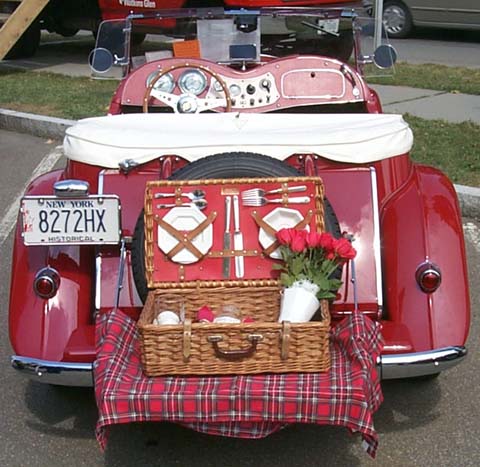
xmin=64 ymin=113 xmax=413 ymax=168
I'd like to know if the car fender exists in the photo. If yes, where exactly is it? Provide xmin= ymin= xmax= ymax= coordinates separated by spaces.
xmin=9 ymin=170 xmax=95 ymax=362
xmin=380 ymin=164 xmax=470 ymax=352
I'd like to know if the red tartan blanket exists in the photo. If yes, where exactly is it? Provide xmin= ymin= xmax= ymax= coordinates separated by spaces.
xmin=94 ymin=309 xmax=383 ymax=457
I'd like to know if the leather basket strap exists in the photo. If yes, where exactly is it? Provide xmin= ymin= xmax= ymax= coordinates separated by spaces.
xmin=182 ymin=318 xmax=192 ymax=362
xmin=156 ymin=211 xmax=217 ymax=260
xmin=280 ymin=320 xmax=291 ymax=360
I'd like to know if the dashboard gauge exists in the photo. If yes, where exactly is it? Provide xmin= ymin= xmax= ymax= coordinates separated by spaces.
xmin=178 ymin=69 xmax=207 ymax=95
xmin=229 ymin=84 xmax=241 ymax=97
xmin=146 ymin=71 xmax=175 ymax=94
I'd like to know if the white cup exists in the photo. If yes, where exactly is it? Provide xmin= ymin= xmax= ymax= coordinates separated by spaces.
xmin=156 ymin=310 xmax=180 ymax=325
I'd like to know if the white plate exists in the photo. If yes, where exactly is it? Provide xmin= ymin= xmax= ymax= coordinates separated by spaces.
xmin=258 ymin=207 xmax=309 ymax=259
xmin=157 ymin=206 xmax=213 ymax=264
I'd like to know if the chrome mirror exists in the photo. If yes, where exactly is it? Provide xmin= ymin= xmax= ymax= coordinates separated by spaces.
xmin=89 ymin=47 xmax=114 ymax=74
xmin=373 ymin=44 xmax=397 ymax=69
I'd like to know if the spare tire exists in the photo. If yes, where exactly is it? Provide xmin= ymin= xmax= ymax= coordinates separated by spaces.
xmin=131 ymin=152 xmax=340 ymax=302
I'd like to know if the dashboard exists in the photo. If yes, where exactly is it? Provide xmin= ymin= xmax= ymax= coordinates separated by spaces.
xmin=120 ymin=55 xmax=367 ymax=112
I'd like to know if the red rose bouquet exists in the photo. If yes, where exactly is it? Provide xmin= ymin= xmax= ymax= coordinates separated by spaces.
xmin=274 ymin=228 xmax=357 ymax=300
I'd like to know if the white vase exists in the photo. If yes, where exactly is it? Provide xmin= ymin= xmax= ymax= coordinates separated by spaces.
xmin=279 ymin=287 xmax=320 ymax=323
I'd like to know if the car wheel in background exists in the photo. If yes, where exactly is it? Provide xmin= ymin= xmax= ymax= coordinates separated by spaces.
xmin=383 ymin=0 xmax=413 ymax=38
xmin=55 ymin=26 xmax=80 ymax=37
xmin=6 ymin=21 xmax=41 ymax=59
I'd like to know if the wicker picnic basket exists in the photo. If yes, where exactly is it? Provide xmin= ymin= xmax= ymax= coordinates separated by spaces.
xmin=137 ymin=177 xmax=331 ymax=376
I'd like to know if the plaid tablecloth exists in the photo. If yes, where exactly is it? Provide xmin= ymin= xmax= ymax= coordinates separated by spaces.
xmin=94 ymin=309 xmax=383 ymax=457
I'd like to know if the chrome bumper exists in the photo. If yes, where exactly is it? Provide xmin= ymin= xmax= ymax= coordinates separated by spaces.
xmin=11 ymin=346 xmax=467 ymax=386
xmin=379 ymin=346 xmax=467 ymax=379
xmin=11 ymin=356 xmax=93 ymax=387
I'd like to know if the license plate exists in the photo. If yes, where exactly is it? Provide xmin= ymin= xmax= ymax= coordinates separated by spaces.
xmin=316 ymin=19 xmax=340 ymax=35
xmin=21 ymin=195 xmax=121 ymax=245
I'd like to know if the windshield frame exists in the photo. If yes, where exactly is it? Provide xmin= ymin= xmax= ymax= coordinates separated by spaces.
xmin=90 ymin=5 xmax=390 ymax=78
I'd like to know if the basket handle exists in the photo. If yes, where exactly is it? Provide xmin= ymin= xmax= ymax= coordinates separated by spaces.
xmin=207 ymin=334 xmax=263 ymax=361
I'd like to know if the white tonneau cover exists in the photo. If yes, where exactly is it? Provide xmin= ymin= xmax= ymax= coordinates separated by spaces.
xmin=64 ymin=113 xmax=413 ymax=169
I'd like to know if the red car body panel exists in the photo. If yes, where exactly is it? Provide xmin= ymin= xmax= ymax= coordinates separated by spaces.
xmin=9 ymin=171 xmax=95 ymax=362
xmin=380 ymin=164 xmax=470 ymax=351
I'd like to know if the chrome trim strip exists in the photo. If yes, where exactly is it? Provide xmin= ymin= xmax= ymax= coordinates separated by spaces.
xmin=115 ymin=237 xmax=127 ymax=308
xmin=370 ymin=167 xmax=383 ymax=314
xmin=95 ymin=253 xmax=102 ymax=312
xmin=380 ymin=346 xmax=467 ymax=380
xmin=12 ymin=346 xmax=467 ymax=386
xmin=11 ymin=356 xmax=93 ymax=387
xmin=98 ymin=169 xmax=105 ymax=195
xmin=95 ymin=169 xmax=105 ymax=313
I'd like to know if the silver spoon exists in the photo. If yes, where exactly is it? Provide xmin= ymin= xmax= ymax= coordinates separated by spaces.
xmin=154 ymin=189 xmax=206 ymax=201
xmin=156 ymin=199 xmax=208 ymax=210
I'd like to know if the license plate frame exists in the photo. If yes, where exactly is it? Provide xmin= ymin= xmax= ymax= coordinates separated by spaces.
xmin=21 ymin=195 xmax=121 ymax=246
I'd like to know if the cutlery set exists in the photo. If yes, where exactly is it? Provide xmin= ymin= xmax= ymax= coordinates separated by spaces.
xmin=155 ymin=185 xmax=311 ymax=277
xmin=155 ymin=186 xmax=309 ymax=210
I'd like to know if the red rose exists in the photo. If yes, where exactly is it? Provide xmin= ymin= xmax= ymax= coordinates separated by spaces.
xmin=326 ymin=251 xmax=336 ymax=260
xmin=276 ymin=227 xmax=296 ymax=246
xmin=306 ymin=230 xmax=322 ymax=248
xmin=319 ymin=232 xmax=335 ymax=252
xmin=290 ymin=230 xmax=307 ymax=252
xmin=333 ymin=238 xmax=357 ymax=260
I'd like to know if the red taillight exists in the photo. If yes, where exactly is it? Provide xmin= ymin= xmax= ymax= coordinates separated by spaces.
xmin=33 ymin=267 xmax=60 ymax=299
xmin=416 ymin=262 xmax=441 ymax=293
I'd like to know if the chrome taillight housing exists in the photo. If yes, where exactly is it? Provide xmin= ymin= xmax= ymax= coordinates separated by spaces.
xmin=33 ymin=267 xmax=60 ymax=299
xmin=415 ymin=261 xmax=442 ymax=293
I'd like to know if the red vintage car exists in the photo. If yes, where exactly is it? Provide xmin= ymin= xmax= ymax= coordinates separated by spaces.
xmin=9 ymin=4 xmax=469 ymax=394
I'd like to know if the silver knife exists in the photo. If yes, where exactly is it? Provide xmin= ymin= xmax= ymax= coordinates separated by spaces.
xmin=222 ymin=196 xmax=232 ymax=278
xmin=233 ymin=195 xmax=244 ymax=278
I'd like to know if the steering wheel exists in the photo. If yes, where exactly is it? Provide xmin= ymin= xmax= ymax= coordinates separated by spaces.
xmin=142 ymin=63 xmax=232 ymax=113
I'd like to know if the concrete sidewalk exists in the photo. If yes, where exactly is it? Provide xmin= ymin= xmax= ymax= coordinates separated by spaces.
xmin=373 ymin=84 xmax=480 ymax=124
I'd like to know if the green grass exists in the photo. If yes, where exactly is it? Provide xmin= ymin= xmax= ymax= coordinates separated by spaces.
xmin=0 ymin=68 xmax=118 ymax=120
xmin=405 ymin=115 xmax=480 ymax=187
xmin=0 ymin=68 xmax=478 ymax=186
xmin=368 ymin=62 xmax=480 ymax=96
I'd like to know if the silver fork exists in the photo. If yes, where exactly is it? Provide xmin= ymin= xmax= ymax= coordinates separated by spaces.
xmin=242 ymin=196 xmax=311 ymax=206
xmin=241 ymin=185 xmax=307 ymax=198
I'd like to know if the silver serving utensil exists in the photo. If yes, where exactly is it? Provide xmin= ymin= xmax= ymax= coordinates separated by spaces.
xmin=241 ymin=185 xmax=307 ymax=198
xmin=156 ymin=199 xmax=208 ymax=210
xmin=154 ymin=189 xmax=206 ymax=201
xmin=232 ymin=195 xmax=244 ymax=278
xmin=242 ymin=196 xmax=311 ymax=206
xmin=222 ymin=196 xmax=232 ymax=278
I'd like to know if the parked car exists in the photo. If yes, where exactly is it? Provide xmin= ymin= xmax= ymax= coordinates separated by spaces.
xmin=365 ymin=0 xmax=480 ymax=39
xmin=10 ymin=4 xmax=470 ymax=393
